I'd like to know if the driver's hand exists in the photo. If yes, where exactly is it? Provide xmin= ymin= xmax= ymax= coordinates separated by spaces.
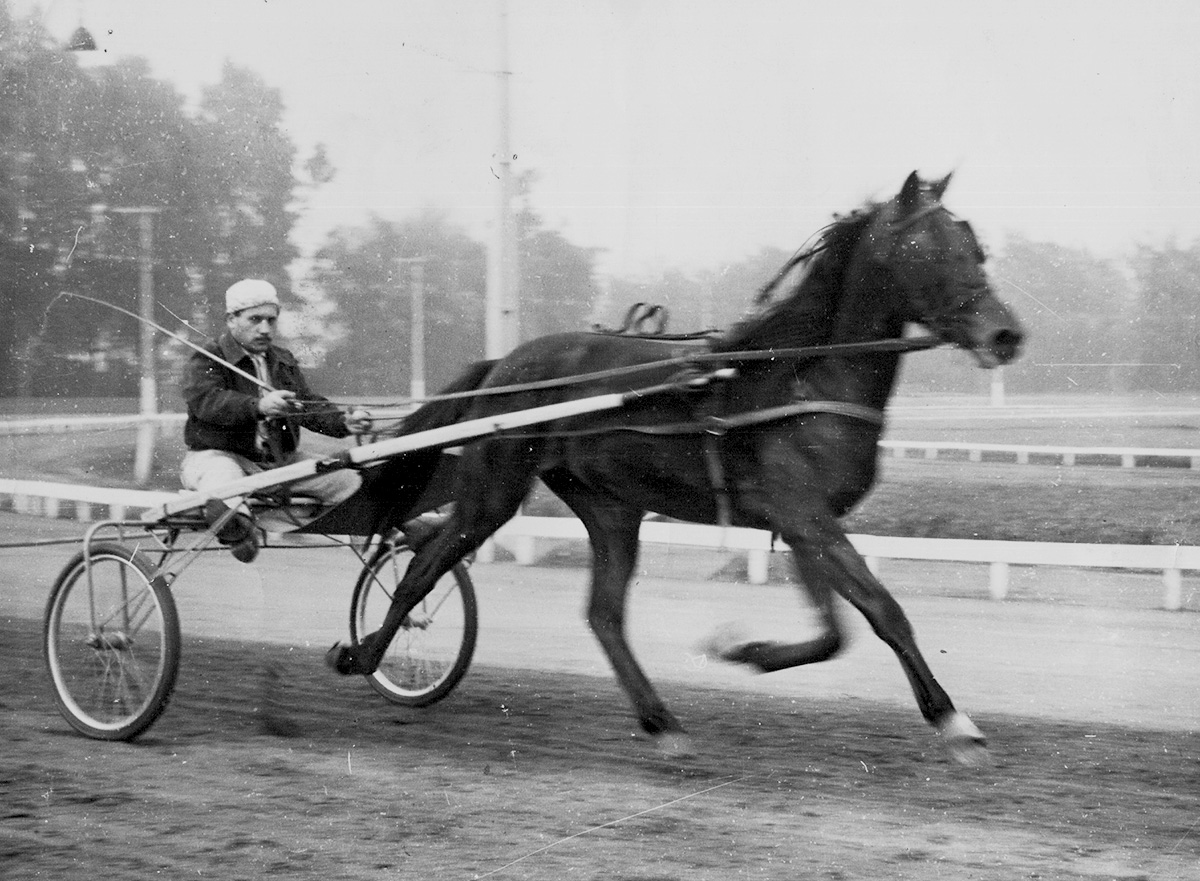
xmin=345 ymin=408 xmax=373 ymax=435
xmin=257 ymin=389 xmax=297 ymax=418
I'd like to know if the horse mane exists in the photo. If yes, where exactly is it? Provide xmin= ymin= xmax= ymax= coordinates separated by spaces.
xmin=711 ymin=202 xmax=880 ymax=353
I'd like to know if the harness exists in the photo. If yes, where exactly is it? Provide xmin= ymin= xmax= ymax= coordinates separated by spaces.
xmin=633 ymin=393 xmax=886 ymax=529
xmin=489 ymin=364 xmax=888 ymax=528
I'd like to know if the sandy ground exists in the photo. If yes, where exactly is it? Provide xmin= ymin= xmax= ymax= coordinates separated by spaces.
xmin=2 ymin=512 xmax=1199 ymax=879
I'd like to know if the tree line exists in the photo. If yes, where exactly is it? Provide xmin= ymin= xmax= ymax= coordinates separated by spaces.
xmin=2 ymin=1 xmax=1196 ymax=403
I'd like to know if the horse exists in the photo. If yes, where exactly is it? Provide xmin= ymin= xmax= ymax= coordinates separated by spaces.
xmin=328 ymin=171 xmax=1025 ymax=762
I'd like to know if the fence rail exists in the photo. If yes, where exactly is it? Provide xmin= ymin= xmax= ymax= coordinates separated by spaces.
xmin=2 ymin=469 xmax=1196 ymax=611
xmin=485 ymin=516 xmax=1193 ymax=610
xmin=5 ymin=413 xmax=1199 ymax=470
xmin=880 ymin=440 xmax=1200 ymax=468
xmin=0 ymin=413 xmax=184 ymax=436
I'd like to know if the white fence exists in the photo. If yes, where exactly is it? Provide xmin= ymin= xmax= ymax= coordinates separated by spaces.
xmin=0 ymin=413 xmax=185 ymax=436
xmin=880 ymin=440 xmax=1200 ymax=469
xmin=4 ymin=414 xmax=1198 ymax=469
xmin=3 ymin=420 xmax=1198 ymax=611
xmin=0 ymin=479 xmax=174 ymax=522
xmin=485 ymin=515 xmax=1195 ymax=611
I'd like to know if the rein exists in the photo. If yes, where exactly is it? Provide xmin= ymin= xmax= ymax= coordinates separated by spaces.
xmin=487 ymin=399 xmax=885 ymax=441
xmin=380 ymin=334 xmax=942 ymax=407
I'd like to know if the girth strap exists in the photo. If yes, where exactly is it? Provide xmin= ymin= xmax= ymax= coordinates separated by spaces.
xmin=654 ymin=399 xmax=884 ymax=529
xmin=702 ymin=434 xmax=733 ymax=528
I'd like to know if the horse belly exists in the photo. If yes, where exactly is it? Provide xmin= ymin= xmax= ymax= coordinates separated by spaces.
xmin=564 ymin=435 xmax=724 ymax=524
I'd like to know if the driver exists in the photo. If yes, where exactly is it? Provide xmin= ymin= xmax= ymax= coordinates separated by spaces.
xmin=180 ymin=279 xmax=370 ymax=562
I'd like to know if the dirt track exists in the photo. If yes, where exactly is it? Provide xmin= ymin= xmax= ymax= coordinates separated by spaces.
xmin=3 ymin=509 xmax=1200 ymax=879
xmin=4 ymin=617 xmax=1199 ymax=880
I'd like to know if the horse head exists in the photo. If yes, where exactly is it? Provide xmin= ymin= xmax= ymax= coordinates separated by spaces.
xmin=864 ymin=171 xmax=1024 ymax=368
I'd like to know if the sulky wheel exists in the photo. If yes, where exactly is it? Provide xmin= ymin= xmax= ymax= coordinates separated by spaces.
xmin=349 ymin=535 xmax=477 ymax=707
xmin=44 ymin=542 xmax=181 ymax=740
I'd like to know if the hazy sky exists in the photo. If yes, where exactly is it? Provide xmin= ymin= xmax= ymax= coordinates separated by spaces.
xmin=18 ymin=0 xmax=1200 ymax=278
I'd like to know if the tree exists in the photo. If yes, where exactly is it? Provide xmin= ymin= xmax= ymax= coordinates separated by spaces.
xmin=183 ymin=62 xmax=300 ymax=333
xmin=513 ymin=172 xmax=601 ymax=340
xmin=985 ymin=235 xmax=1135 ymax=393
xmin=0 ymin=14 xmax=196 ymax=394
xmin=308 ymin=211 xmax=487 ymax=397
xmin=0 ymin=6 xmax=314 ymax=397
xmin=1130 ymin=241 xmax=1200 ymax=392
xmin=602 ymin=246 xmax=793 ymax=336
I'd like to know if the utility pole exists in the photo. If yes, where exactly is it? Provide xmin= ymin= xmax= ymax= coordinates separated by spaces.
xmin=107 ymin=207 xmax=161 ymax=484
xmin=486 ymin=0 xmax=519 ymax=359
xmin=399 ymin=257 xmax=427 ymax=400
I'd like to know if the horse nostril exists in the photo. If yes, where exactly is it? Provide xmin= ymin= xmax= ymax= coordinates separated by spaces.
xmin=991 ymin=328 xmax=1023 ymax=362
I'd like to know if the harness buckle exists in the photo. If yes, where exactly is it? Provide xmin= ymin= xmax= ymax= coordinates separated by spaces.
xmin=704 ymin=415 xmax=730 ymax=436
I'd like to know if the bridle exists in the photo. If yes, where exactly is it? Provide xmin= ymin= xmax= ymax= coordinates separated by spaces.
xmin=879 ymin=202 xmax=992 ymax=339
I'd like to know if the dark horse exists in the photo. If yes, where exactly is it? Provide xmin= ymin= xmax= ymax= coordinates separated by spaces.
xmin=330 ymin=172 xmax=1024 ymax=761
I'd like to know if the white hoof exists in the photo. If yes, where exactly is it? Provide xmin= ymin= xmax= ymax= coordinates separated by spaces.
xmin=655 ymin=732 xmax=696 ymax=759
xmin=937 ymin=712 xmax=989 ymax=765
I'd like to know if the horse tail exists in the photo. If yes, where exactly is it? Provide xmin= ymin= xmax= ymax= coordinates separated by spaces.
xmin=368 ymin=360 xmax=497 ymax=531
xmin=399 ymin=359 xmax=497 ymax=435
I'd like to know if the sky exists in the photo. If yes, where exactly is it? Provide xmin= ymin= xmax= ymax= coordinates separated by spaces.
xmin=16 ymin=0 xmax=1200 ymax=280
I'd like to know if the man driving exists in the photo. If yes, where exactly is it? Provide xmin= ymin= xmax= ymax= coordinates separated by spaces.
xmin=180 ymin=278 xmax=369 ymax=562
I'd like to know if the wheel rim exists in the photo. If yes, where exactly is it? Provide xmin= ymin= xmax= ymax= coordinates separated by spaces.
xmin=47 ymin=554 xmax=170 ymax=734
xmin=357 ymin=548 xmax=471 ymax=699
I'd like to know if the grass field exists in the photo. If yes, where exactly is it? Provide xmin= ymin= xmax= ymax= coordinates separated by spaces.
xmin=3 ymin=393 xmax=1200 ymax=545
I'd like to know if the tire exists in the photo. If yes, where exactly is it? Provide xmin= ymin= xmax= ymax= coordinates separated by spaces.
xmin=350 ymin=538 xmax=477 ymax=707
xmin=44 ymin=542 xmax=181 ymax=741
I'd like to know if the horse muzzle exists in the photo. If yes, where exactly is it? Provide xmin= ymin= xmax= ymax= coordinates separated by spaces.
xmin=969 ymin=323 xmax=1024 ymax=368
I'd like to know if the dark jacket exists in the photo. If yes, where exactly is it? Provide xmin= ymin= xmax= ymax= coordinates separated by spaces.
xmin=183 ymin=332 xmax=347 ymax=461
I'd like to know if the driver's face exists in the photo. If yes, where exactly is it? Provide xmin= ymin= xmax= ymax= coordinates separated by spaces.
xmin=227 ymin=306 xmax=280 ymax=354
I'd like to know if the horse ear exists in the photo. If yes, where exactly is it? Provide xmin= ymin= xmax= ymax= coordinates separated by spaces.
xmin=898 ymin=171 xmax=922 ymax=213
xmin=930 ymin=172 xmax=953 ymax=200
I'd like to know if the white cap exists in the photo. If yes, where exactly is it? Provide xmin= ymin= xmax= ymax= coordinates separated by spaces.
xmin=225 ymin=279 xmax=280 ymax=315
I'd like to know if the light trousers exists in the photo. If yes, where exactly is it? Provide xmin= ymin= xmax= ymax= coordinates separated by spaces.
xmin=181 ymin=448 xmax=362 ymax=531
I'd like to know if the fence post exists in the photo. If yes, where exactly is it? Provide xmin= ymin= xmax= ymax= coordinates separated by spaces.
xmin=513 ymin=534 xmax=536 ymax=566
xmin=747 ymin=550 xmax=769 ymax=585
xmin=1163 ymin=568 xmax=1183 ymax=611
xmin=989 ymin=561 xmax=1010 ymax=600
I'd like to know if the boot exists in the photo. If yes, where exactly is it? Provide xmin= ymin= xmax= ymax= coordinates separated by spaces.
xmin=204 ymin=499 xmax=259 ymax=564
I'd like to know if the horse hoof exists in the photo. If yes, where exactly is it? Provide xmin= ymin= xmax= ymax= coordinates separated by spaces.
xmin=655 ymin=732 xmax=696 ymax=759
xmin=938 ymin=712 xmax=989 ymax=766
xmin=324 ymin=642 xmax=358 ymax=676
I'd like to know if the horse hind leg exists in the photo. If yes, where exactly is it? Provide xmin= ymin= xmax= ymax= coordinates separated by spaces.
xmin=702 ymin=559 xmax=846 ymax=672
xmin=329 ymin=454 xmax=537 ymax=676
xmin=542 ymin=474 xmax=691 ymax=755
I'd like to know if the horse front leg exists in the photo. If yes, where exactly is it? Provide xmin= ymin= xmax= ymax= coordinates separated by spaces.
xmin=709 ymin=515 xmax=985 ymax=763
xmin=802 ymin=529 xmax=987 ymax=764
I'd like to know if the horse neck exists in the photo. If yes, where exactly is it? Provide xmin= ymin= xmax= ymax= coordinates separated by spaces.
xmin=805 ymin=254 xmax=907 ymax=413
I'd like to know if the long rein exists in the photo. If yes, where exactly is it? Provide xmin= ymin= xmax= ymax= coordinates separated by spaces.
xmin=346 ymin=333 xmax=945 ymax=444
xmin=392 ymin=334 xmax=942 ymax=405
